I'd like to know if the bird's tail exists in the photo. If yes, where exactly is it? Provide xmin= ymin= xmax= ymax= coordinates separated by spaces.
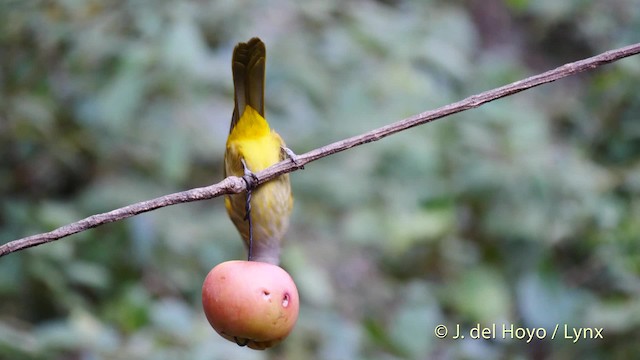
xmin=230 ymin=38 xmax=266 ymax=133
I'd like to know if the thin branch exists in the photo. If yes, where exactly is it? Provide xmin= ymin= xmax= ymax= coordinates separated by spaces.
xmin=2 ymin=42 xmax=639 ymax=257
xmin=0 ymin=177 xmax=247 ymax=255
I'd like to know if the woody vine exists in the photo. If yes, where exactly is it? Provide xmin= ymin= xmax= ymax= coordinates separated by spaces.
xmin=1 ymin=42 xmax=640 ymax=257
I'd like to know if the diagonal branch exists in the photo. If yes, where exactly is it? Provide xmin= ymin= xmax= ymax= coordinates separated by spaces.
xmin=2 ymin=42 xmax=639 ymax=257
xmin=1 ymin=177 xmax=247 ymax=256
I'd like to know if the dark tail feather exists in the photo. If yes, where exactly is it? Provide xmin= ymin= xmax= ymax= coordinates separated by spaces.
xmin=230 ymin=38 xmax=266 ymax=133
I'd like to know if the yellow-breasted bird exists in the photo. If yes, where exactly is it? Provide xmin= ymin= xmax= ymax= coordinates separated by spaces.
xmin=224 ymin=38 xmax=295 ymax=265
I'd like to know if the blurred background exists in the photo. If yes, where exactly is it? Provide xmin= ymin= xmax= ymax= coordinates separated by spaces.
xmin=1 ymin=0 xmax=639 ymax=359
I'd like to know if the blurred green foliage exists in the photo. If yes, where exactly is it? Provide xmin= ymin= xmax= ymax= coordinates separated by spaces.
xmin=1 ymin=0 xmax=640 ymax=359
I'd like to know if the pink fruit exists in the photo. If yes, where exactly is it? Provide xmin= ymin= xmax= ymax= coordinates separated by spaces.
xmin=202 ymin=260 xmax=299 ymax=350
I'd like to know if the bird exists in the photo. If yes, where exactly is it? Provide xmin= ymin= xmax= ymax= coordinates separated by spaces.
xmin=224 ymin=38 xmax=296 ymax=265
